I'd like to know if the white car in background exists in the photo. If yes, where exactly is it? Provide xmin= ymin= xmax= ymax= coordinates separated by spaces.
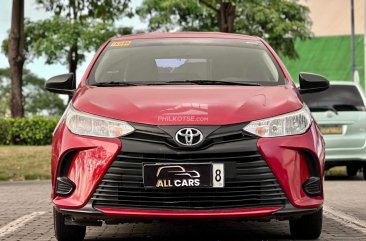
xmin=302 ymin=81 xmax=366 ymax=179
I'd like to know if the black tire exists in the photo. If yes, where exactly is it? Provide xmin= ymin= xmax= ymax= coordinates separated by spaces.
xmin=347 ymin=165 xmax=358 ymax=177
xmin=290 ymin=208 xmax=323 ymax=240
xmin=53 ymin=207 xmax=86 ymax=241
xmin=363 ymin=165 xmax=366 ymax=180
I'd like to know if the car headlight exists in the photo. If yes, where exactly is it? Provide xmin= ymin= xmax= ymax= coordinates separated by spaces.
xmin=243 ymin=106 xmax=312 ymax=137
xmin=64 ymin=105 xmax=135 ymax=138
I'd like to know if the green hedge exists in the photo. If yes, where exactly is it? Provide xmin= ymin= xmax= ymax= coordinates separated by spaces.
xmin=0 ymin=117 xmax=59 ymax=145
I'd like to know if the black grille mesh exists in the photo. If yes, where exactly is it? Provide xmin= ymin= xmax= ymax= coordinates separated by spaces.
xmin=91 ymin=151 xmax=287 ymax=210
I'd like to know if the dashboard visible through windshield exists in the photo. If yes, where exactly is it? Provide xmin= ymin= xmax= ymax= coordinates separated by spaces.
xmin=88 ymin=38 xmax=285 ymax=86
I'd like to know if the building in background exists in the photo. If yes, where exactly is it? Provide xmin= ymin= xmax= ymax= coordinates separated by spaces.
xmin=300 ymin=0 xmax=364 ymax=36
xmin=283 ymin=0 xmax=365 ymax=86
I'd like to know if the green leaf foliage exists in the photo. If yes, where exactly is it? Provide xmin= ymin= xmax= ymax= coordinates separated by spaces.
xmin=137 ymin=0 xmax=312 ymax=59
xmin=21 ymin=17 xmax=131 ymax=66
xmin=1 ymin=0 xmax=133 ymax=72
xmin=28 ymin=0 xmax=133 ymax=68
xmin=0 ymin=68 xmax=65 ymax=117
xmin=35 ymin=0 xmax=133 ymax=23
xmin=0 ymin=117 xmax=59 ymax=145
xmin=0 ymin=119 xmax=11 ymax=144
xmin=0 ymin=69 xmax=11 ymax=117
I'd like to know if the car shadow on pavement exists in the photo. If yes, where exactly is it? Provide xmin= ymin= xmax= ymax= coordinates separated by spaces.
xmin=325 ymin=175 xmax=364 ymax=181
xmin=84 ymin=220 xmax=292 ymax=241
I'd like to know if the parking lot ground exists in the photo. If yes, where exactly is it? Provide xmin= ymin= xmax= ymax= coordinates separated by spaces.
xmin=325 ymin=175 xmax=366 ymax=222
xmin=0 ymin=179 xmax=365 ymax=241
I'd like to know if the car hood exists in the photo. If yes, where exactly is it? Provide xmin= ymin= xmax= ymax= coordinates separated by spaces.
xmin=72 ymin=85 xmax=303 ymax=125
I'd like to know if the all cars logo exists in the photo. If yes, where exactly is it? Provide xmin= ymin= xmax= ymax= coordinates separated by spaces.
xmin=155 ymin=165 xmax=200 ymax=188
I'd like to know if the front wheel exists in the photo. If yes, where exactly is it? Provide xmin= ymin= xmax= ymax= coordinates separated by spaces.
xmin=289 ymin=208 xmax=323 ymax=240
xmin=363 ymin=165 xmax=366 ymax=180
xmin=53 ymin=207 xmax=86 ymax=241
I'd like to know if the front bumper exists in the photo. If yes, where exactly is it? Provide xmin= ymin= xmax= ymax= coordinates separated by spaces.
xmin=51 ymin=122 xmax=324 ymax=219
xmin=321 ymin=130 xmax=366 ymax=164
xmin=57 ymin=201 xmax=321 ymax=224
xmin=324 ymin=147 xmax=366 ymax=163
xmin=322 ymin=139 xmax=366 ymax=169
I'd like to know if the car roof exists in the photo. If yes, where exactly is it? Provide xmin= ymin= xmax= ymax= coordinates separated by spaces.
xmin=329 ymin=81 xmax=366 ymax=100
xmin=110 ymin=32 xmax=261 ymax=41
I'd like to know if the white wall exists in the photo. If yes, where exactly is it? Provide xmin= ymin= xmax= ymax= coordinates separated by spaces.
xmin=300 ymin=0 xmax=364 ymax=36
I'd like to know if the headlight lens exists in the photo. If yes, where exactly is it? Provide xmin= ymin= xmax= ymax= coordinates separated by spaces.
xmin=64 ymin=105 xmax=134 ymax=138
xmin=243 ymin=106 xmax=312 ymax=137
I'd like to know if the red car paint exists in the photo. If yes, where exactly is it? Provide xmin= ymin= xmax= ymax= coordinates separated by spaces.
xmin=51 ymin=32 xmax=325 ymax=221
xmin=52 ymin=123 xmax=324 ymax=213
xmin=97 ymin=207 xmax=282 ymax=219
xmin=257 ymin=123 xmax=325 ymax=209
xmin=72 ymin=85 xmax=302 ymax=125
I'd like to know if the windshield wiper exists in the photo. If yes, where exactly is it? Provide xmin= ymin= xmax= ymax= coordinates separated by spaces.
xmin=92 ymin=81 xmax=141 ymax=87
xmin=164 ymin=80 xmax=262 ymax=86
xmin=91 ymin=80 xmax=262 ymax=87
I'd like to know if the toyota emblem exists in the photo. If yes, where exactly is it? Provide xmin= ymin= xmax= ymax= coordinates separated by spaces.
xmin=175 ymin=128 xmax=203 ymax=146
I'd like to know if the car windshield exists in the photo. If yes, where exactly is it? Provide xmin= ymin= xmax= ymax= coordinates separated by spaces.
xmin=302 ymin=85 xmax=365 ymax=111
xmin=88 ymin=38 xmax=285 ymax=86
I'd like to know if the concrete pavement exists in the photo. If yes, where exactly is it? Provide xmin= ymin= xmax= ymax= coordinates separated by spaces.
xmin=0 ymin=179 xmax=365 ymax=241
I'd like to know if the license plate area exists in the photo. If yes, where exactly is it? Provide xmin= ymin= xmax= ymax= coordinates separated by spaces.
xmin=319 ymin=125 xmax=343 ymax=135
xmin=143 ymin=163 xmax=224 ymax=189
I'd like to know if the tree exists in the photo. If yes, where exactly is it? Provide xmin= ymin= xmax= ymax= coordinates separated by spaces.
xmin=30 ymin=0 xmax=133 ymax=79
xmin=201 ymin=0 xmax=236 ymax=33
xmin=137 ymin=0 xmax=312 ymax=59
xmin=0 ymin=68 xmax=65 ymax=117
xmin=21 ymin=17 xmax=131 ymax=80
xmin=8 ymin=0 xmax=25 ymax=117
xmin=1 ymin=0 xmax=133 ymax=116
xmin=2 ymin=1 xmax=133 ymax=81
xmin=0 ymin=69 xmax=11 ymax=117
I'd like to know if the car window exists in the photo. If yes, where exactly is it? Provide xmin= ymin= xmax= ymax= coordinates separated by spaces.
xmin=89 ymin=38 xmax=285 ymax=86
xmin=302 ymin=85 xmax=365 ymax=111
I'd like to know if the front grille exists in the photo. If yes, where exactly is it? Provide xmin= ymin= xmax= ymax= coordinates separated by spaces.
xmin=123 ymin=123 xmax=255 ymax=150
xmin=92 ymin=151 xmax=287 ymax=210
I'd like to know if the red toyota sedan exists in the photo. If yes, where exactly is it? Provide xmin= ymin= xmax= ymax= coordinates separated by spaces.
xmin=46 ymin=32 xmax=328 ymax=241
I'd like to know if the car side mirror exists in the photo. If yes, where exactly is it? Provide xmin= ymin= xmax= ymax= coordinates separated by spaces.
xmin=298 ymin=72 xmax=329 ymax=94
xmin=45 ymin=73 xmax=76 ymax=96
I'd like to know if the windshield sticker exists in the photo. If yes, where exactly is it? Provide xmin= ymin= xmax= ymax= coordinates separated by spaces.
xmin=110 ymin=41 xmax=131 ymax=47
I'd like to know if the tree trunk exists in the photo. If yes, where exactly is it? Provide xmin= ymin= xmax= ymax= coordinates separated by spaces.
xmin=67 ymin=45 xmax=78 ymax=102
xmin=8 ymin=0 xmax=25 ymax=117
xmin=68 ymin=45 xmax=78 ymax=78
xmin=218 ymin=0 xmax=236 ymax=33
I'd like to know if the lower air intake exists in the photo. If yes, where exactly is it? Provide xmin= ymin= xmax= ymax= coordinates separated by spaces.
xmin=55 ymin=177 xmax=75 ymax=196
xmin=303 ymin=177 xmax=321 ymax=196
